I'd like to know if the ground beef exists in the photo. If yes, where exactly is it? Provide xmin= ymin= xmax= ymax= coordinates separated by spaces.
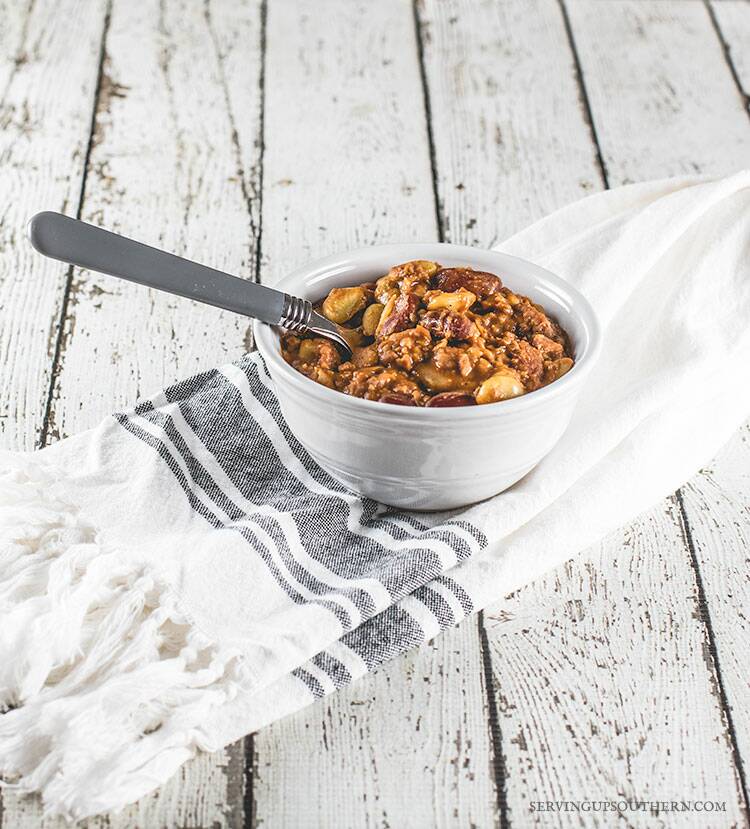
xmin=377 ymin=326 xmax=431 ymax=371
xmin=340 ymin=366 xmax=426 ymax=404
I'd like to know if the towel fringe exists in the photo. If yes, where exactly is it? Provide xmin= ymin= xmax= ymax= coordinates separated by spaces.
xmin=0 ymin=453 xmax=247 ymax=821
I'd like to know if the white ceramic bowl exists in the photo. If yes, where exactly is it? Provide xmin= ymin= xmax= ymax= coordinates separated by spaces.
xmin=255 ymin=243 xmax=601 ymax=510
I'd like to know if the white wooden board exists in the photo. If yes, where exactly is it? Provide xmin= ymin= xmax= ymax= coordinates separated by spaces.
xmin=255 ymin=624 xmax=497 ymax=829
xmin=569 ymin=0 xmax=750 ymax=184
xmin=46 ymin=0 xmax=264 ymax=439
xmin=478 ymin=1 xmax=750 ymax=824
xmin=258 ymin=0 xmax=438 ymax=282
xmin=710 ymin=0 xmax=750 ymax=104
xmin=571 ymin=0 xmax=750 ymax=803
xmin=485 ymin=507 xmax=746 ymax=827
xmin=684 ymin=0 xmax=750 ymax=806
xmin=419 ymin=0 xmax=604 ymax=246
xmin=0 ymin=0 xmax=107 ymax=452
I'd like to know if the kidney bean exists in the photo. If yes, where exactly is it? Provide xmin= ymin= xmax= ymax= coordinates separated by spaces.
xmin=425 ymin=392 xmax=477 ymax=407
xmin=420 ymin=310 xmax=476 ymax=341
xmin=433 ymin=267 xmax=502 ymax=298
xmin=379 ymin=393 xmax=418 ymax=406
xmin=377 ymin=293 xmax=420 ymax=338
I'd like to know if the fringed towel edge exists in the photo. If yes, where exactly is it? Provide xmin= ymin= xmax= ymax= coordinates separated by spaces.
xmin=0 ymin=451 xmax=249 ymax=821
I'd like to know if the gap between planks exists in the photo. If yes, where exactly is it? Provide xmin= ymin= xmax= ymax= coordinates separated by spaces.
xmin=39 ymin=0 xmax=113 ymax=449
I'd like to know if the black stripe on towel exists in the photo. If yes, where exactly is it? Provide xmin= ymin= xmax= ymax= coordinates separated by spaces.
xmin=435 ymin=575 xmax=475 ymax=617
xmin=114 ymin=413 xmax=352 ymax=631
xmin=115 ymin=352 xmax=487 ymax=694
xmin=338 ymin=604 xmax=426 ymax=672
xmin=414 ymin=586 xmax=458 ymax=629
xmin=250 ymin=355 xmax=487 ymax=551
xmin=292 ymin=668 xmax=326 ymax=699
xmin=133 ymin=405 xmax=374 ymax=621
xmin=182 ymin=364 xmax=480 ymax=571
xmin=311 ymin=651 xmax=352 ymax=689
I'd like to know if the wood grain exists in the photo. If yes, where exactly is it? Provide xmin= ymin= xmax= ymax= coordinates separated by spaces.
xmin=252 ymin=3 xmax=497 ymax=826
xmin=418 ymin=0 xmax=604 ymax=247
xmin=256 ymin=625 xmax=497 ymax=829
xmin=258 ymin=0 xmax=437 ymax=281
xmin=688 ymin=0 xmax=750 ymax=805
xmin=44 ymin=0 xmax=264 ymax=440
xmin=710 ymin=0 xmax=750 ymax=103
xmin=572 ymin=0 xmax=750 ymax=816
xmin=1 ymin=0 xmax=262 ymax=825
xmin=568 ymin=0 xmax=750 ymax=184
xmin=438 ymin=0 xmax=750 ymax=824
xmin=0 ymin=0 xmax=107 ymax=452
xmin=680 ymin=423 xmax=750 ymax=799
xmin=485 ymin=508 xmax=746 ymax=828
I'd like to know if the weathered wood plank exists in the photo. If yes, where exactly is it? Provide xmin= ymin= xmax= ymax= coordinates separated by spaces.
xmin=448 ymin=0 xmax=750 ymax=824
xmin=570 ymin=0 xmax=750 ymax=818
xmin=0 ymin=0 xmax=107 ymax=452
xmin=258 ymin=0 xmax=437 ymax=281
xmin=679 ymin=423 xmax=750 ymax=800
xmin=256 ymin=625 xmax=497 ymax=829
xmin=484 ymin=509 xmax=746 ymax=828
xmin=419 ymin=0 xmax=603 ymax=247
xmin=1 ymin=0 xmax=262 ymax=825
xmin=569 ymin=0 xmax=750 ymax=184
xmin=419 ymin=2 xmax=720 ymax=824
xmin=686 ymin=0 xmax=750 ymax=805
xmin=710 ymin=0 xmax=750 ymax=102
xmin=44 ymin=0 xmax=264 ymax=440
xmin=252 ymin=2 xmax=497 ymax=827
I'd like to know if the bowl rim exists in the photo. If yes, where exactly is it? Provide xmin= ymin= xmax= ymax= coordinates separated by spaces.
xmin=254 ymin=242 xmax=602 ymax=420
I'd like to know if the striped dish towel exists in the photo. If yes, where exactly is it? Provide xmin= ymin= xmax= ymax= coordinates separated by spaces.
xmin=2 ymin=172 xmax=750 ymax=819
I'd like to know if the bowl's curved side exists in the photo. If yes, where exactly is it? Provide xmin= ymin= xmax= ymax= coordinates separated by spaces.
xmin=266 ymin=358 xmax=583 ymax=509
xmin=253 ymin=243 xmax=601 ymax=508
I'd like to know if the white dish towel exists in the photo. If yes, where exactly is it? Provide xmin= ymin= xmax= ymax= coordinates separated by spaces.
xmin=2 ymin=172 xmax=749 ymax=819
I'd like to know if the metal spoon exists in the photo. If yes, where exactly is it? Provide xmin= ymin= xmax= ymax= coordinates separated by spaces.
xmin=27 ymin=211 xmax=352 ymax=357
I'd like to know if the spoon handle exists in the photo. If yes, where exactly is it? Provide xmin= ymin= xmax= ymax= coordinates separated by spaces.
xmin=27 ymin=211 xmax=291 ymax=327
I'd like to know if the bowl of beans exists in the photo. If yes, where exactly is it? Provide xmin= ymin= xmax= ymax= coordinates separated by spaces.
xmin=255 ymin=244 xmax=601 ymax=509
